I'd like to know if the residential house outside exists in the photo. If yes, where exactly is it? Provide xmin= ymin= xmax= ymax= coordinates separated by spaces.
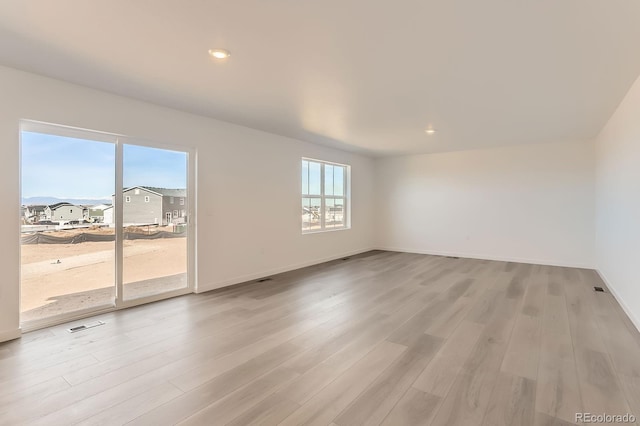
xmin=25 ymin=205 xmax=46 ymax=223
xmin=155 ymin=187 xmax=187 ymax=225
xmin=88 ymin=204 xmax=111 ymax=223
xmin=20 ymin=206 xmax=28 ymax=224
xmin=44 ymin=202 xmax=84 ymax=222
xmin=119 ymin=187 xmax=163 ymax=225
xmin=108 ymin=186 xmax=187 ymax=226
xmin=103 ymin=205 xmax=113 ymax=225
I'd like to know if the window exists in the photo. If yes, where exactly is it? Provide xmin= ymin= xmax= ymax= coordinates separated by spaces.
xmin=170 ymin=197 xmax=174 ymax=204
xmin=173 ymin=210 xmax=178 ymax=218
xmin=301 ymin=158 xmax=349 ymax=233
xmin=144 ymin=196 xmax=150 ymax=203
xmin=180 ymin=198 xmax=185 ymax=205
xmin=134 ymin=188 xmax=140 ymax=195
xmin=125 ymin=196 xmax=131 ymax=203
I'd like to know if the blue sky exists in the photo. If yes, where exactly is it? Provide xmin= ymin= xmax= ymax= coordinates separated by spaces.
xmin=21 ymin=132 xmax=187 ymax=199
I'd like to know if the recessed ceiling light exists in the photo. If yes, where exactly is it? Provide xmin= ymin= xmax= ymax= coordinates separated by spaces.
xmin=425 ymin=128 xmax=437 ymax=135
xmin=208 ymin=49 xmax=231 ymax=59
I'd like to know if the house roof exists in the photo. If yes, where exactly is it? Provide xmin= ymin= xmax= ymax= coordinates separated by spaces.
xmin=28 ymin=205 xmax=47 ymax=213
xmin=122 ymin=186 xmax=161 ymax=196
xmin=142 ymin=187 xmax=186 ymax=198
xmin=47 ymin=202 xmax=74 ymax=210
xmin=119 ymin=186 xmax=186 ymax=198
xmin=89 ymin=204 xmax=112 ymax=210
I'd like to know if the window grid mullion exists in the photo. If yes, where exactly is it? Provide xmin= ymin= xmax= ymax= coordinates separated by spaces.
xmin=343 ymin=165 xmax=347 ymax=228
xmin=320 ymin=163 xmax=325 ymax=230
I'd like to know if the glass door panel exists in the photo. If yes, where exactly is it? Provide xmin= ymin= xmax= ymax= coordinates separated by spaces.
xmin=20 ymin=130 xmax=116 ymax=324
xmin=121 ymin=144 xmax=189 ymax=301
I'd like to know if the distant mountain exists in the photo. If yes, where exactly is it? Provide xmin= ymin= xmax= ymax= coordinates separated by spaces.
xmin=22 ymin=196 xmax=111 ymax=206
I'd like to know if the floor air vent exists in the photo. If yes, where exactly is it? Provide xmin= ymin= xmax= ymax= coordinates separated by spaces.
xmin=445 ymin=256 xmax=460 ymax=259
xmin=67 ymin=320 xmax=106 ymax=333
xmin=257 ymin=278 xmax=273 ymax=283
xmin=341 ymin=257 xmax=351 ymax=261
xmin=594 ymin=286 xmax=605 ymax=293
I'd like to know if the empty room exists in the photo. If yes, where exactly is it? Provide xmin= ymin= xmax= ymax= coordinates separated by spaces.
xmin=1 ymin=1 xmax=640 ymax=425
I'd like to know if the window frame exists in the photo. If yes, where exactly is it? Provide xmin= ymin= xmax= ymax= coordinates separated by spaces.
xmin=301 ymin=158 xmax=350 ymax=234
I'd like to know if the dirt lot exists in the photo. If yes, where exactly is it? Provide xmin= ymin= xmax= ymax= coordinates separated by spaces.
xmin=21 ymin=235 xmax=187 ymax=323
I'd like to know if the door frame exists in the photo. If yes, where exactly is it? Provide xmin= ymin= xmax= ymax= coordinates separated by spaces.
xmin=19 ymin=120 xmax=197 ymax=332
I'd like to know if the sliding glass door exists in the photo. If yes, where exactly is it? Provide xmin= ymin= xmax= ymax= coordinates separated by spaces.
xmin=20 ymin=121 xmax=194 ymax=329
xmin=121 ymin=144 xmax=189 ymax=301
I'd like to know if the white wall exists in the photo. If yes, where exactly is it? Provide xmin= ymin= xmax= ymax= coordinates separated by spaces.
xmin=595 ymin=75 xmax=640 ymax=330
xmin=375 ymin=141 xmax=596 ymax=268
xmin=0 ymin=66 xmax=375 ymax=341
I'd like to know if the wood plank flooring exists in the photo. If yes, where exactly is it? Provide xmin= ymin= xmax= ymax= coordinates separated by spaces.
xmin=1 ymin=250 xmax=639 ymax=425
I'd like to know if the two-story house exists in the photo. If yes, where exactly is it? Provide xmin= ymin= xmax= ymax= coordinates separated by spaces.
xmin=108 ymin=186 xmax=187 ymax=225
xmin=44 ymin=202 xmax=84 ymax=222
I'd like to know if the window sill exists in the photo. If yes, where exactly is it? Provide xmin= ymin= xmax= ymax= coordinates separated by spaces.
xmin=302 ymin=226 xmax=351 ymax=235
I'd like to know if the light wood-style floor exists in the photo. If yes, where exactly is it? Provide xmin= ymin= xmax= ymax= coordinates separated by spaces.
xmin=1 ymin=250 xmax=640 ymax=425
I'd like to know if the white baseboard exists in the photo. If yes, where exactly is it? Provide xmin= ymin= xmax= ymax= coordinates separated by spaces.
xmin=196 ymin=247 xmax=376 ymax=293
xmin=375 ymin=246 xmax=594 ymax=269
xmin=197 ymin=246 xmax=593 ymax=294
xmin=596 ymin=269 xmax=640 ymax=333
xmin=0 ymin=328 xmax=21 ymax=343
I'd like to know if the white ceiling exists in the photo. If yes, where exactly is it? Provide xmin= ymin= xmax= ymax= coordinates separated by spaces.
xmin=1 ymin=1 xmax=639 ymax=156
